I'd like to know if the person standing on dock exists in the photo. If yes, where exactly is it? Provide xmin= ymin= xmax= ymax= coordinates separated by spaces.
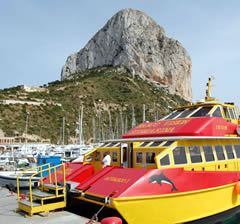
xmin=102 ymin=152 xmax=111 ymax=168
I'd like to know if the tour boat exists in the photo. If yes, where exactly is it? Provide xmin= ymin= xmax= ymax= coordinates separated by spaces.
xmin=65 ymin=77 xmax=240 ymax=224
xmin=17 ymin=78 xmax=240 ymax=223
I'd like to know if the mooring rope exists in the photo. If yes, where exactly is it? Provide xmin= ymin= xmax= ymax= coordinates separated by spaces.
xmin=85 ymin=204 xmax=106 ymax=224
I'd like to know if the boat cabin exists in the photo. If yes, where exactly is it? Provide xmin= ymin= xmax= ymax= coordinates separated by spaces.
xmin=83 ymin=78 xmax=240 ymax=173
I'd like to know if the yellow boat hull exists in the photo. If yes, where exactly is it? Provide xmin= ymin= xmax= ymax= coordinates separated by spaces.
xmin=113 ymin=183 xmax=240 ymax=224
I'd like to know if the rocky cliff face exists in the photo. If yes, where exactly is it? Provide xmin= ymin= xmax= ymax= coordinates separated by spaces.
xmin=61 ymin=9 xmax=192 ymax=101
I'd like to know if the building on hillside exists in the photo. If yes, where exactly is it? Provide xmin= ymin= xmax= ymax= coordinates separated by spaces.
xmin=21 ymin=85 xmax=48 ymax=93
xmin=0 ymin=137 xmax=14 ymax=144
xmin=0 ymin=99 xmax=44 ymax=106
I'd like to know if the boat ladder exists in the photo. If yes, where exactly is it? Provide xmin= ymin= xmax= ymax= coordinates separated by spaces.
xmin=16 ymin=163 xmax=66 ymax=216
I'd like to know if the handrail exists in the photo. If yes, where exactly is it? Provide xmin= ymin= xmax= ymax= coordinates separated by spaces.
xmin=16 ymin=163 xmax=51 ymax=176
xmin=16 ymin=163 xmax=51 ymax=201
xmin=16 ymin=163 xmax=66 ymax=204
xmin=62 ymin=163 xmax=66 ymax=204
xmin=48 ymin=163 xmax=52 ymax=184
xmin=54 ymin=166 xmax=58 ymax=196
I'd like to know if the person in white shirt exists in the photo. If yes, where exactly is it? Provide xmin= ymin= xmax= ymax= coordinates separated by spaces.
xmin=102 ymin=152 xmax=111 ymax=168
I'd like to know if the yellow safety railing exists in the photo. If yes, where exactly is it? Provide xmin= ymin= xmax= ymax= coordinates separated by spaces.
xmin=16 ymin=163 xmax=66 ymax=207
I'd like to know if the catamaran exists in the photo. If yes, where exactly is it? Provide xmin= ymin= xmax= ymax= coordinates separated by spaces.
xmin=74 ymin=77 xmax=240 ymax=223
xmin=17 ymin=78 xmax=240 ymax=223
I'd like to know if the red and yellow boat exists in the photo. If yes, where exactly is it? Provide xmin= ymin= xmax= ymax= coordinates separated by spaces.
xmin=70 ymin=78 xmax=240 ymax=223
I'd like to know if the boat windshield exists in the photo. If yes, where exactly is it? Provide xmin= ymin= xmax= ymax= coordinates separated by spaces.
xmin=177 ymin=108 xmax=196 ymax=119
xmin=164 ymin=110 xmax=184 ymax=120
xmin=190 ymin=107 xmax=212 ymax=117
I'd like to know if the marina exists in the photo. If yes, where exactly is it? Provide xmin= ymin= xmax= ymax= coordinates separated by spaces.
xmin=1 ymin=78 xmax=239 ymax=223
xmin=1 ymin=2 xmax=240 ymax=223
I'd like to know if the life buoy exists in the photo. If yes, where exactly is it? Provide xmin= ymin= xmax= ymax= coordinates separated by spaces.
xmin=101 ymin=217 xmax=122 ymax=224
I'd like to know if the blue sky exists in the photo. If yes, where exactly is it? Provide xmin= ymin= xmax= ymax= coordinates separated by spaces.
xmin=0 ymin=1 xmax=240 ymax=104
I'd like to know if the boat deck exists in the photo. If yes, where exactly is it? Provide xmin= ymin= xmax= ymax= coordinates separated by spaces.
xmin=0 ymin=187 xmax=95 ymax=224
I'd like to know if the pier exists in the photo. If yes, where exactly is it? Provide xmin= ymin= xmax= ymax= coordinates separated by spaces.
xmin=0 ymin=187 xmax=92 ymax=224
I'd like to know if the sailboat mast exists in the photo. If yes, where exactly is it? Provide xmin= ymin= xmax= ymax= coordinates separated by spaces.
xmin=120 ymin=109 xmax=124 ymax=135
xmin=131 ymin=105 xmax=136 ymax=128
xmin=78 ymin=105 xmax=84 ymax=145
xmin=143 ymin=104 xmax=146 ymax=122
xmin=92 ymin=116 xmax=96 ymax=143
xmin=62 ymin=117 xmax=65 ymax=145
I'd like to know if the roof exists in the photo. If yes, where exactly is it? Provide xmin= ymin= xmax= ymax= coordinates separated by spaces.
xmin=121 ymin=117 xmax=237 ymax=139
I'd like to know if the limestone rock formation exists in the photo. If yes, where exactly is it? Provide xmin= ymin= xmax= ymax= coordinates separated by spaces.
xmin=61 ymin=9 xmax=192 ymax=101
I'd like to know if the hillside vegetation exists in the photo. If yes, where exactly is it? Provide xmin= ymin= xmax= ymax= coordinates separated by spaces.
xmin=0 ymin=67 xmax=187 ymax=143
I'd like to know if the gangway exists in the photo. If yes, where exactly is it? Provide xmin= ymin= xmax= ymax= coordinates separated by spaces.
xmin=17 ymin=163 xmax=66 ymax=216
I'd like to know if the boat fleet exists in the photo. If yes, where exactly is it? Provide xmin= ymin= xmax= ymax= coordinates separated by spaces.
xmin=0 ymin=143 xmax=95 ymax=168
xmin=0 ymin=143 xmax=95 ymax=188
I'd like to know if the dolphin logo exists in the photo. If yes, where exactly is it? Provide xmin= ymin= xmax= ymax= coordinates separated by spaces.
xmin=149 ymin=172 xmax=178 ymax=192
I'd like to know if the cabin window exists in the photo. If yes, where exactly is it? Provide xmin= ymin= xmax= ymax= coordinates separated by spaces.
xmin=95 ymin=151 xmax=100 ymax=161
xmin=177 ymin=108 xmax=196 ymax=118
xmin=225 ymin=145 xmax=234 ymax=159
xmin=136 ymin=152 xmax=143 ymax=163
xmin=107 ymin=142 xmax=117 ymax=147
xmin=212 ymin=107 xmax=222 ymax=117
xmin=189 ymin=146 xmax=202 ymax=163
xmin=65 ymin=151 xmax=71 ymax=157
xmin=223 ymin=107 xmax=231 ymax=119
xmin=140 ymin=142 xmax=150 ymax=147
xmin=146 ymin=152 xmax=156 ymax=164
xmin=234 ymin=145 xmax=240 ymax=158
xmin=112 ymin=152 xmax=118 ymax=162
xmin=215 ymin=145 xmax=225 ymax=160
xmin=203 ymin=146 xmax=215 ymax=162
xmin=160 ymin=154 xmax=170 ymax=166
xmin=163 ymin=141 xmax=174 ymax=147
xmin=229 ymin=108 xmax=236 ymax=119
xmin=122 ymin=147 xmax=128 ymax=162
xmin=164 ymin=111 xmax=176 ymax=120
xmin=150 ymin=141 xmax=163 ymax=147
xmin=234 ymin=108 xmax=239 ymax=119
xmin=165 ymin=110 xmax=183 ymax=120
xmin=190 ymin=107 xmax=212 ymax=117
xmin=173 ymin=147 xmax=187 ymax=164
xmin=101 ymin=142 xmax=109 ymax=147
xmin=115 ymin=143 xmax=121 ymax=147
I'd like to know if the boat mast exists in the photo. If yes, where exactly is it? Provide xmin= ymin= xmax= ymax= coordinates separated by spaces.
xmin=62 ymin=117 xmax=65 ymax=145
xmin=92 ymin=116 xmax=96 ymax=143
xmin=131 ymin=105 xmax=136 ymax=128
xmin=120 ymin=109 xmax=124 ymax=135
xmin=143 ymin=104 xmax=146 ymax=122
xmin=205 ymin=77 xmax=215 ymax=101
xmin=78 ymin=106 xmax=84 ymax=145
xmin=108 ymin=109 xmax=113 ymax=139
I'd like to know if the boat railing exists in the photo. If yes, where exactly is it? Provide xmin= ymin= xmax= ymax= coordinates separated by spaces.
xmin=16 ymin=163 xmax=66 ymax=208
